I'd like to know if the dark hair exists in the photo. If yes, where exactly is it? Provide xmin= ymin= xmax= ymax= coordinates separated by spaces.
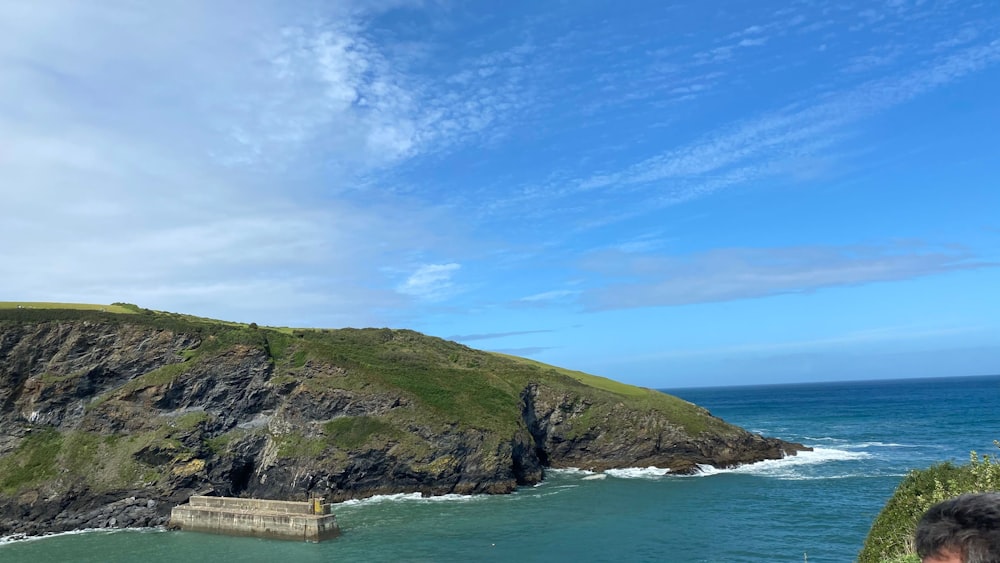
xmin=915 ymin=493 xmax=1000 ymax=563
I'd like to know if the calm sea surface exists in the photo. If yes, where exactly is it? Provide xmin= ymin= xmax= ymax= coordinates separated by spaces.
xmin=3 ymin=375 xmax=998 ymax=562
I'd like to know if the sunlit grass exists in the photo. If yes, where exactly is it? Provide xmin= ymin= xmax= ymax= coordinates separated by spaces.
xmin=0 ymin=301 xmax=135 ymax=314
xmin=490 ymin=353 xmax=651 ymax=397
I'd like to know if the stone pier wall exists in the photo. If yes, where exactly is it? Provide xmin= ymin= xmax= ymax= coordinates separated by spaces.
xmin=170 ymin=496 xmax=340 ymax=542
xmin=188 ymin=496 xmax=331 ymax=515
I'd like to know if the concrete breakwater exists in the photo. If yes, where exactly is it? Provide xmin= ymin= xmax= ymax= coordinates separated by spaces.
xmin=169 ymin=496 xmax=340 ymax=542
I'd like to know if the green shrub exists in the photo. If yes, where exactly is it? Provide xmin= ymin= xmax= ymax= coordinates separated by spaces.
xmin=859 ymin=441 xmax=1000 ymax=562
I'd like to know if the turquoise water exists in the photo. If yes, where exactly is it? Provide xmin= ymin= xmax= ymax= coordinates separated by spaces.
xmin=3 ymin=375 xmax=998 ymax=562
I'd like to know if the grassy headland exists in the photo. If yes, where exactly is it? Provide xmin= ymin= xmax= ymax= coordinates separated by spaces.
xmin=0 ymin=301 xmax=800 ymax=531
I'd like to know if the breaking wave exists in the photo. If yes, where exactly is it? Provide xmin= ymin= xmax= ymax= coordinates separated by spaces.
xmin=802 ymin=437 xmax=920 ymax=449
xmin=547 ymin=468 xmax=597 ymax=476
xmin=691 ymin=447 xmax=871 ymax=480
xmin=339 ymin=492 xmax=486 ymax=507
xmin=842 ymin=441 xmax=920 ymax=449
xmin=552 ymin=445 xmax=878 ymax=482
xmin=605 ymin=466 xmax=671 ymax=479
xmin=0 ymin=527 xmax=162 ymax=546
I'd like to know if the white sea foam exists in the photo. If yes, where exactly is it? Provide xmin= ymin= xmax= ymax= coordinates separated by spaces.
xmin=546 ymin=467 xmax=597 ymax=476
xmin=0 ymin=526 xmax=161 ymax=546
xmin=844 ymin=441 xmax=919 ymax=449
xmin=690 ymin=447 xmax=871 ymax=479
xmin=340 ymin=492 xmax=424 ymax=505
xmin=339 ymin=492 xmax=485 ymax=507
xmin=550 ymin=445 xmax=872 ymax=482
xmin=426 ymin=493 xmax=486 ymax=502
xmin=818 ymin=472 xmax=908 ymax=480
xmin=798 ymin=438 xmax=918 ymax=449
xmin=535 ymin=489 xmax=573 ymax=498
xmin=580 ymin=474 xmax=607 ymax=480
xmin=534 ymin=484 xmax=580 ymax=498
xmin=604 ymin=466 xmax=671 ymax=479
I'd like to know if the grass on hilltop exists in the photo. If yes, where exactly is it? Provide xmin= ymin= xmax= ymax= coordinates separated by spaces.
xmin=0 ymin=302 xmax=136 ymax=314
xmin=491 ymin=353 xmax=650 ymax=397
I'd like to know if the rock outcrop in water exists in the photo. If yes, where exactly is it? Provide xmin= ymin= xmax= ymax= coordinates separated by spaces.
xmin=0 ymin=307 xmax=808 ymax=536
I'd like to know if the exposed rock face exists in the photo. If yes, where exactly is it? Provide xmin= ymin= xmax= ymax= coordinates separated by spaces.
xmin=0 ymin=314 xmax=807 ymax=536
xmin=0 ymin=321 xmax=198 ymax=435
xmin=521 ymin=384 xmax=794 ymax=473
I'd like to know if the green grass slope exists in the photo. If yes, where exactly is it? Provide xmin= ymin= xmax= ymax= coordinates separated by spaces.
xmin=492 ymin=352 xmax=650 ymax=397
xmin=0 ymin=302 xmax=735 ymax=439
xmin=0 ymin=301 xmax=137 ymax=314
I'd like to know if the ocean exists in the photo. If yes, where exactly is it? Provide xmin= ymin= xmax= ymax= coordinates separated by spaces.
xmin=2 ymin=374 xmax=998 ymax=562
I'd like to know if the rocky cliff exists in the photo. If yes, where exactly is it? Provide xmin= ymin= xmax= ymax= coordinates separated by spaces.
xmin=0 ymin=308 xmax=807 ymax=536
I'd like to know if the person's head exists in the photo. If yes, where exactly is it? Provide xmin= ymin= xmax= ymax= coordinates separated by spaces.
xmin=915 ymin=493 xmax=1000 ymax=563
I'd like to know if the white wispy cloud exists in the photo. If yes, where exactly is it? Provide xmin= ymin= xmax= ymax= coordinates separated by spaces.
xmin=0 ymin=1 xmax=475 ymax=325
xmin=396 ymin=263 xmax=462 ymax=301
xmin=452 ymin=0 xmax=999 ymax=237
xmin=842 ymin=46 xmax=904 ymax=73
xmin=519 ymin=290 xmax=580 ymax=303
xmin=486 ymin=346 xmax=554 ymax=357
xmin=582 ymin=243 xmax=997 ymax=310
xmin=614 ymin=324 xmax=989 ymax=364
xmin=500 ymin=36 xmax=1000 ymax=226
xmin=448 ymin=329 xmax=554 ymax=342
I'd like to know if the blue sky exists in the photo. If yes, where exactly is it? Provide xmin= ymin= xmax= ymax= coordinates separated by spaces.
xmin=2 ymin=1 xmax=998 ymax=387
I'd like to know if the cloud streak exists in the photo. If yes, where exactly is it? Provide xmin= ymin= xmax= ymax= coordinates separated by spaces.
xmin=396 ymin=263 xmax=461 ymax=301
xmin=487 ymin=346 xmax=554 ymax=357
xmin=582 ymin=244 xmax=997 ymax=310
xmin=519 ymin=290 xmax=581 ymax=303
xmin=477 ymin=10 xmax=1000 ymax=230
xmin=587 ymin=40 xmax=1000 ymax=200
xmin=449 ymin=329 xmax=554 ymax=342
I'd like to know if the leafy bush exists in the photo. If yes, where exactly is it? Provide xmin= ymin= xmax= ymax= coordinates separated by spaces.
xmin=859 ymin=441 xmax=1000 ymax=562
